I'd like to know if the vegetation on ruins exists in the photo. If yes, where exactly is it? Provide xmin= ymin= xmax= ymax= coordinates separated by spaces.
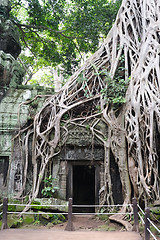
xmin=9 ymin=0 xmax=160 ymax=227
xmin=41 ymin=176 xmax=59 ymax=198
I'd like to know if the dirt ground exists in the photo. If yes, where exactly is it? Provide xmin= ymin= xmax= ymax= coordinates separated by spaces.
xmin=51 ymin=214 xmax=124 ymax=231
xmin=0 ymin=215 xmax=143 ymax=240
xmin=0 ymin=229 xmax=142 ymax=240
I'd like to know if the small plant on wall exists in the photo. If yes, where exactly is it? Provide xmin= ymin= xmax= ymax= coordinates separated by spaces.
xmin=41 ymin=175 xmax=59 ymax=198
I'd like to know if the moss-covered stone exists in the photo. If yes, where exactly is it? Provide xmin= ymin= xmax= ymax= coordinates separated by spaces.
xmin=151 ymin=207 xmax=160 ymax=215
xmin=98 ymin=214 xmax=109 ymax=222
xmin=8 ymin=199 xmax=25 ymax=212
xmin=7 ymin=214 xmax=23 ymax=228
xmin=46 ymin=222 xmax=53 ymax=228
xmin=41 ymin=213 xmax=53 ymax=220
xmin=150 ymin=207 xmax=160 ymax=221
xmin=38 ymin=211 xmax=66 ymax=226
xmin=0 ymin=86 xmax=52 ymax=196
xmin=8 ymin=205 xmax=16 ymax=212
xmin=15 ymin=205 xmax=25 ymax=212
xmin=23 ymin=214 xmax=34 ymax=225
xmin=30 ymin=200 xmax=41 ymax=210
xmin=51 ymin=219 xmax=62 ymax=225
xmin=33 ymin=198 xmax=68 ymax=212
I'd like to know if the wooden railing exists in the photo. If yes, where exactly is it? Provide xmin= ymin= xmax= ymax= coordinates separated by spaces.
xmin=0 ymin=197 xmax=160 ymax=240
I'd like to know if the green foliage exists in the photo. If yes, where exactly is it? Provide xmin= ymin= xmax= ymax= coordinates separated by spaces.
xmin=8 ymin=205 xmax=16 ymax=212
xmin=51 ymin=214 xmax=65 ymax=224
xmin=33 ymin=219 xmax=41 ymax=225
xmin=17 ymin=217 xmax=23 ymax=224
xmin=10 ymin=0 xmax=121 ymax=79
xmin=41 ymin=175 xmax=59 ymax=198
xmin=151 ymin=208 xmax=160 ymax=215
xmin=101 ymin=68 xmax=129 ymax=109
xmin=150 ymin=208 xmax=160 ymax=221
xmin=62 ymin=113 xmax=70 ymax=120
xmin=28 ymin=70 xmax=55 ymax=88
xmin=96 ymin=105 xmax=102 ymax=113
xmin=36 ymin=213 xmax=66 ymax=226
xmin=98 ymin=213 xmax=109 ymax=222
xmin=77 ymin=72 xmax=88 ymax=83
xmin=30 ymin=200 xmax=41 ymax=210
xmin=7 ymin=214 xmax=23 ymax=228
xmin=85 ymin=124 xmax=90 ymax=130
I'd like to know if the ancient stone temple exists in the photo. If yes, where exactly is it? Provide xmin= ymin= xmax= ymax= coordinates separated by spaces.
xmin=0 ymin=0 xmax=24 ymax=196
xmin=52 ymin=123 xmax=123 ymax=210
xmin=0 ymin=1 xmax=124 ymax=208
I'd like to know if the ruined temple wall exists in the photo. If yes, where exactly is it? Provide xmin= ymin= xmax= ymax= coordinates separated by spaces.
xmin=52 ymin=124 xmax=106 ymax=201
xmin=0 ymin=86 xmax=106 ymax=202
xmin=0 ymin=86 xmax=53 ymax=197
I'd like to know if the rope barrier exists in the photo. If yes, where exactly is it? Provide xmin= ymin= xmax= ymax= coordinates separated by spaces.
xmin=96 ymin=212 xmax=133 ymax=215
xmin=72 ymin=204 xmax=132 ymax=207
xmin=3 ymin=197 xmax=160 ymax=240
xmin=147 ymin=217 xmax=160 ymax=234
xmin=6 ymin=211 xmax=132 ymax=216
xmin=137 ymin=208 xmax=159 ymax=240
xmin=147 ymin=227 xmax=158 ymax=240
xmin=72 ymin=212 xmax=133 ymax=215
xmin=7 ymin=212 xmax=68 ymax=215
xmin=137 ymin=204 xmax=145 ymax=215
xmin=138 ymin=212 xmax=145 ymax=225
xmin=72 ymin=213 xmax=105 ymax=215
xmin=8 ymin=203 xmax=132 ymax=208
xmin=8 ymin=204 xmax=67 ymax=207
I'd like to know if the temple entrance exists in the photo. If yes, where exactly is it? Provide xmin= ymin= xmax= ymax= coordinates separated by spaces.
xmin=73 ymin=165 xmax=95 ymax=213
xmin=66 ymin=161 xmax=101 ymax=213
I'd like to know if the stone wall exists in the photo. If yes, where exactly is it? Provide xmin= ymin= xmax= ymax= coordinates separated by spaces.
xmin=0 ymin=86 xmax=122 ymax=205
xmin=0 ymin=86 xmax=53 ymax=197
xmin=53 ymin=122 xmax=106 ymax=201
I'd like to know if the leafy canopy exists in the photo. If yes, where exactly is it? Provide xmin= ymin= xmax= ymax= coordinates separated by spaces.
xmin=10 ymin=0 xmax=121 ymax=79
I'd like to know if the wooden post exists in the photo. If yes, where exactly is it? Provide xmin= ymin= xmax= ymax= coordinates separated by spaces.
xmin=65 ymin=198 xmax=75 ymax=231
xmin=132 ymin=197 xmax=139 ymax=232
xmin=1 ymin=198 xmax=8 ymax=230
xmin=145 ymin=207 xmax=150 ymax=240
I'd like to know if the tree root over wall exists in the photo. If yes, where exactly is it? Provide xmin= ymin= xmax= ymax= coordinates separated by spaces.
xmin=12 ymin=0 xmax=160 ymax=227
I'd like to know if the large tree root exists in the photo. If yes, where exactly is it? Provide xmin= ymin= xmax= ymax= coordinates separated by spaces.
xmin=11 ymin=0 xmax=160 ymax=218
xmin=109 ymin=215 xmax=132 ymax=231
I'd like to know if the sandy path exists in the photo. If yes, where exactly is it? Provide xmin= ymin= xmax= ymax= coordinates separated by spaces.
xmin=0 ymin=229 xmax=142 ymax=240
xmin=0 ymin=215 xmax=144 ymax=240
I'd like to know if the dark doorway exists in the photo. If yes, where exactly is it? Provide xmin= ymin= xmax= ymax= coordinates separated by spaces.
xmin=0 ymin=156 xmax=9 ymax=186
xmin=73 ymin=165 xmax=95 ymax=213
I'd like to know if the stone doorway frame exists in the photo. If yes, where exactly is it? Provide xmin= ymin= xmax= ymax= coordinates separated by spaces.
xmin=66 ymin=161 xmax=100 ymax=205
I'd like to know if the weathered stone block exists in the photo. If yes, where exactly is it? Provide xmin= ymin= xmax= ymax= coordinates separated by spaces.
xmin=34 ymin=198 xmax=68 ymax=212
